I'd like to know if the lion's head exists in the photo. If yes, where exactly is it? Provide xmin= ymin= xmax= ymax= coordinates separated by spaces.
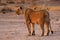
xmin=16 ymin=6 xmax=22 ymax=16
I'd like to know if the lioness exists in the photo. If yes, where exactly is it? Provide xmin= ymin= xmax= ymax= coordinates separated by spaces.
xmin=16 ymin=7 xmax=53 ymax=36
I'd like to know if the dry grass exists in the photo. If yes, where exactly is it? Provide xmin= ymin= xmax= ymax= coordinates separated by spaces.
xmin=48 ymin=6 xmax=60 ymax=11
xmin=31 ymin=5 xmax=60 ymax=11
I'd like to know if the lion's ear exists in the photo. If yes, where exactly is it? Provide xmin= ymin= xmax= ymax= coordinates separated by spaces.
xmin=20 ymin=7 xmax=22 ymax=9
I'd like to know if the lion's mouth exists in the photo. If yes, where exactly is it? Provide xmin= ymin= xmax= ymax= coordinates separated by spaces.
xmin=17 ymin=15 xmax=19 ymax=16
xmin=16 ymin=14 xmax=19 ymax=16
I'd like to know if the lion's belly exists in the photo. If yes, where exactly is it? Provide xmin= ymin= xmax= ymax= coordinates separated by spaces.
xmin=31 ymin=17 xmax=40 ymax=24
xmin=29 ymin=12 xmax=44 ymax=24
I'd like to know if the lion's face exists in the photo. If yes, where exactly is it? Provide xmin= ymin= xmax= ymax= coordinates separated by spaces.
xmin=16 ymin=7 xmax=22 ymax=16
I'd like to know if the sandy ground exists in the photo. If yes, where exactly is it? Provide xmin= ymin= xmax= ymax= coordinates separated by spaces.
xmin=0 ymin=1 xmax=60 ymax=40
xmin=0 ymin=10 xmax=60 ymax=40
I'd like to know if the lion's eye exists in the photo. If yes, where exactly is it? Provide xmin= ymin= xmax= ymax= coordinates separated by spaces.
xmin=20 ymin=7 xmax=22 ymax=9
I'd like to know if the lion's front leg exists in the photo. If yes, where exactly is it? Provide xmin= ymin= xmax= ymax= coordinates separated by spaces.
xmin=31 ymin=23 xmax=35 ymax=35
xmin=26 ymin=21 xmax=31 ymax=36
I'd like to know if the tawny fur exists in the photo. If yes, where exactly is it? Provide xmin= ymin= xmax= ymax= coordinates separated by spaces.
xmin=16 ymin=7 xmax=53 ymax=36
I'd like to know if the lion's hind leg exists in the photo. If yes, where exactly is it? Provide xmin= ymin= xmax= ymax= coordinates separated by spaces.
xmin=40 ymin=22 xmax=44 ymax=36
xmin=45 ymin=22 xmax=49 ymax=36
xmin=49 ymin=23 xmax=53 ymax=34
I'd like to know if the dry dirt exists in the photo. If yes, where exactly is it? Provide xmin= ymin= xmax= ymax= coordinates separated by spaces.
xmin=0 ymin=10 xmax=60 ymax=40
